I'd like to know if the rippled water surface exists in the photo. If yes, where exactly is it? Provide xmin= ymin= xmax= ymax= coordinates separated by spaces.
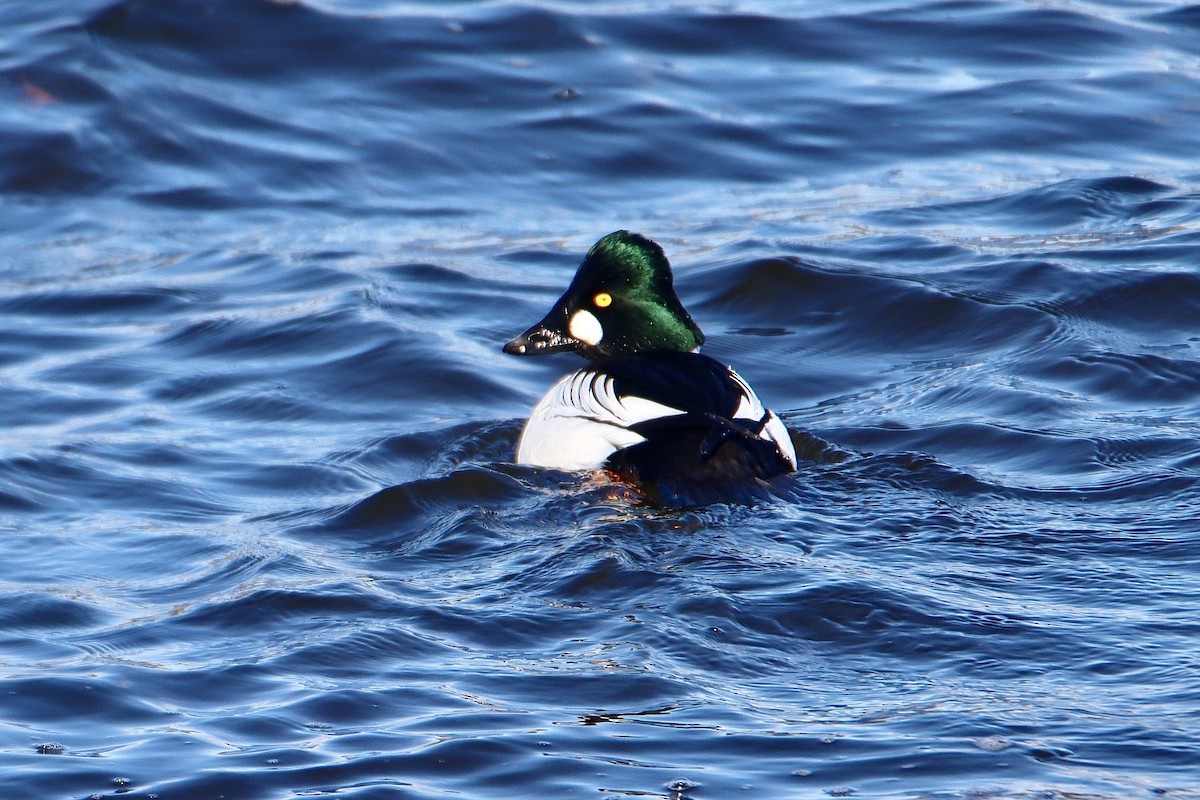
xmin=4 ymin=1 xmax=1200 ymax=798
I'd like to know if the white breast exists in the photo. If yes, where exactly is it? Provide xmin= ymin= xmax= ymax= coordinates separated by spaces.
xmin=515 ymin=370 xmax=685 ymax=470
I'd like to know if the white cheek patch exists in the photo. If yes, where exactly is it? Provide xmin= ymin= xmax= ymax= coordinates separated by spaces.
xmin=568 ymin=309 xmax=604 ymax=345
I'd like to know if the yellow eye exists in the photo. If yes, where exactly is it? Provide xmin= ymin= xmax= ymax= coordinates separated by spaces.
xmin=593 ymin=292 xmax=612 ymax=308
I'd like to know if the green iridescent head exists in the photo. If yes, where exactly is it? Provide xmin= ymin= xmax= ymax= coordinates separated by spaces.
xmin=504 ymin=231 xmax=705 ymax=360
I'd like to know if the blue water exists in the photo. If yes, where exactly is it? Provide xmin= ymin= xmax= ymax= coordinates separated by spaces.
xmin=4 ymin=1 xmax=1200 ymax=797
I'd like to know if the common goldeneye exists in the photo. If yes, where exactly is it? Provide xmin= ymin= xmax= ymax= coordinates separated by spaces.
xmin=503 ymin=231 xmax=797 ymax=497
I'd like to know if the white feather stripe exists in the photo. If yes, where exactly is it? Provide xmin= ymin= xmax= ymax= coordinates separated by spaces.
xmin=729 ymin=371 xmax=765 ymax=419
xmin=549 ymin=370 xmax=685 ymax=428
xmin=614 ymin=395 xmax=687 ymax=425
xmin=729 ymin=368 xmax=796 ymax=467
xmin=764 ymin=411 xmax=797 ymax=468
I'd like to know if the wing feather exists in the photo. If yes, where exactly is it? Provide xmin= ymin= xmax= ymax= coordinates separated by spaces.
xmin=515 ymin=351 xmax=796 ymax=475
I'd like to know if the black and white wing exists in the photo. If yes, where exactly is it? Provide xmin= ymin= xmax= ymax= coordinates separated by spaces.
xmin=515 ymin=352 xmax=796 ymax=484
xmin=599 ymin=353 xmax=797 ymax=487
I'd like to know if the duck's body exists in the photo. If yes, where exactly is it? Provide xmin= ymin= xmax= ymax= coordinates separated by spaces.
xmin=515 ymin=351 xmax=795 ymax=479
xmin=504 ymin=231 xmax=796 ymax=498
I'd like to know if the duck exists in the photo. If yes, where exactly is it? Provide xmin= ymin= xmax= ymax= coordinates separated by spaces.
xmin=503 ymin=231 xmax=797 ymax=500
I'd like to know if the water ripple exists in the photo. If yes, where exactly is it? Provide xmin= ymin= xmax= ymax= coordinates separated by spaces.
xmin=3 ymin=1 xmax=1200 ymax=798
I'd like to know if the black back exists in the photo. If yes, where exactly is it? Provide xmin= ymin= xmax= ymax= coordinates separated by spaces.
xmin=593 ymin=351 xmax=747 ymax=418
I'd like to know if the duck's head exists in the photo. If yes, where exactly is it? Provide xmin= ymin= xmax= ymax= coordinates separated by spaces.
xmin=503 ymin=231 xmax=705 ymax=360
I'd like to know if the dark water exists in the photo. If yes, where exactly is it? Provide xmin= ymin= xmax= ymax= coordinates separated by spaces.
xmin=4 ymin=1 xmax=1200 ymax=797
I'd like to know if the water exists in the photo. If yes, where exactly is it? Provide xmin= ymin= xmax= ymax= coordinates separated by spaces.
xmin=3 ymin=1 xmax=1200 ymax=797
